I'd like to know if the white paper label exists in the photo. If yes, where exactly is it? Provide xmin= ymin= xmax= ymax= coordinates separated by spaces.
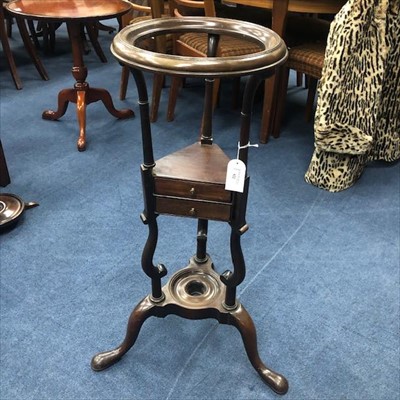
xmin=225 ymin=159 xmax=246 ymax=193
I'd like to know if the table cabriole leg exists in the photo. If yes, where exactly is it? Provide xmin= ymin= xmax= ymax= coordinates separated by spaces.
xmin=85 ymin=87 xmax=134 ymax=119
xmin=76 ymin=90 xmax=87 ymax=151
xmin=91 ymin=296 xmax=156 ymax=371
xmin=227 ymin=305 xmax=289 ymax=395
xmin=42 ymin=88 xmax=76 ymax=120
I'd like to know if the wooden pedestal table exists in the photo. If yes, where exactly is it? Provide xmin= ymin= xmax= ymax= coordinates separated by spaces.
xmin=6 ymin=0 xmax=135 ymax=151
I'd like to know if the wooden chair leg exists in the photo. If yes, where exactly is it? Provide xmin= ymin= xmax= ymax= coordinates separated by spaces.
xmin=42 ymin=23 xmax=51 ymax=53
xmin=120 ymin=69 xmax=165 ymax=125
xmin=6 ymin=14 xmax=12 ymax=37
xmin=0 ymin=7 xmax=22 ymax=89
xmin=212 ymin=77 xmax=220 ymax=111
xmin=167 ymin=76 xmax=182 ymax=122
xmin=27 ymin=20 xmax=41 ymax=48
xmin=270 ymin=68 xmax=286 ymax=139
xmin=305 ymin=77 xmax=318 ymax=122
xmin=231 ymin=77 xmax=241 ymax=109
xmin=85 ymin=22 xmax=107 ymax=63
xmin=296 ymin=71 xmax=303 ymax=86
xmin=78 ymin=23 xmax=91 ymax=55
xmin=96 ymin=21 xmax=116 ymax=34
xmin=15 ymin=17 xmax=49 ymax=81
xmin=119 ymin=65 xmax=130 ymax=100
xmin=42 ymin=22 xmax=58 ymax=54
xmin=259 ymin=74 xmax=279 ymax=143
xmin=150 ymin=73 xmax=164 ymax=123
xmin=271 ymin=66 xmax=290 ymax=139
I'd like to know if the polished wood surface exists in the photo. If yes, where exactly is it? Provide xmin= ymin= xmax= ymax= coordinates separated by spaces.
xmin=226 ymin=0 xmax=345 ymax=14
xmin=6 ymin=0 xmax=132 ymax=22
xmin=6 ymin=0 xmax=134 ymax=151
xmin=154 ymin=142 xmax=232 ymax=221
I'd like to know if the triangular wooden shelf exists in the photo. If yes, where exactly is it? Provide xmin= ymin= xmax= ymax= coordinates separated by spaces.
xmin=153 ymin=142 xmax=230 ymax=186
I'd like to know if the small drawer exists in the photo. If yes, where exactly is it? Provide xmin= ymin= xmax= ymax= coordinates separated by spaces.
xmin=154 ymin=178 xmax=231 ymax=203
xmin=155 ymin=196 xmax=231 ymax=221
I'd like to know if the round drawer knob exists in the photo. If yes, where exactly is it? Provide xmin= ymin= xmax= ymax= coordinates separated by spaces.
xmin=190 ymin=187 xmax=196 ymax=197
xmin=189 ymin=208 xmax=196 ymax=216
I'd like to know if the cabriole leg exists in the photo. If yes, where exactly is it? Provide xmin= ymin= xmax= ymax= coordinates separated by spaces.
xmin=229 ymin=305 xmax=289 ymax=395
xmin=91 ymin=296 xmax=156 ymax=371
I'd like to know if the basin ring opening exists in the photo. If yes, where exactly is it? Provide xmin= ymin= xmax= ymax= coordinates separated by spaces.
xmin=111 ymin=17 xmax=288 ymax=78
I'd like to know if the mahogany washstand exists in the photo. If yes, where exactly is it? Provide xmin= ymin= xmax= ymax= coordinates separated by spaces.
xmin=91 ymin=17 xmax=289 ymax=394
xmin=6 ymin=0 xmax=135 ymax=151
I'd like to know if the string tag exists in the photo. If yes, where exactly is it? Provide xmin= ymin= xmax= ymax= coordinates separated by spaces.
xmin=225 ymin=142 xmax=258 ymax=193
xmin=225 ymin=159 xmax=246 ymax=192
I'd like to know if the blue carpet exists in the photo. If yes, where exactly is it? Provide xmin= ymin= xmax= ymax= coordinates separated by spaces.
xmin=1 ymin=20 xmax=399 ymax=400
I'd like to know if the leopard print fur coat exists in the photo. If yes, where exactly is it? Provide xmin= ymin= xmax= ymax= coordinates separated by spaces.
xmin=305 ymin=0 xmax=399 ymax=192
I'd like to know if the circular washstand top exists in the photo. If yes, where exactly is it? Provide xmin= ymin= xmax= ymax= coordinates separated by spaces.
xmin=111 ymin=17 xmax=288 ymax=78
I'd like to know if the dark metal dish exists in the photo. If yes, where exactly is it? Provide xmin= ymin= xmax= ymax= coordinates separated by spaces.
xmin=0 ymin=193 xmax=39 ymax=230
